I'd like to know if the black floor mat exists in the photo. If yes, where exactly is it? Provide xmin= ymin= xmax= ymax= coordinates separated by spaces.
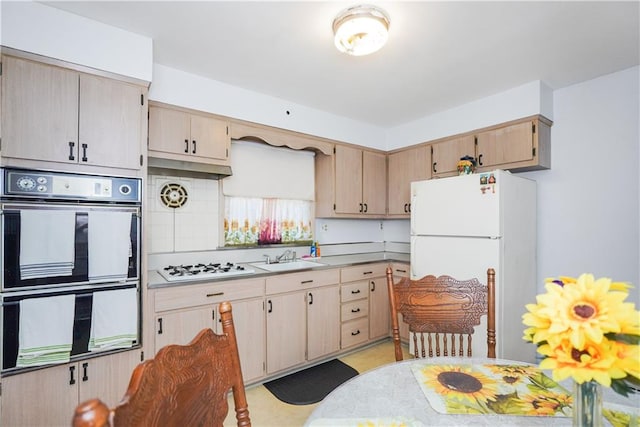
xmin=263 ymin=359 xmax=358 ymax=405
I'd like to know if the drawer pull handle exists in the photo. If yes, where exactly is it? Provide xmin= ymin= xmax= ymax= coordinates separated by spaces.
xmin=351 ymin=329 xmax=361 ymax=336
xmin=395 ymin=268 xmax=407 ymax=273
xmin=301 ymin=280 xmax=313 ymax=284
xmin=351 ymin=308 xmax=360 ymax=313
xmin=351 ymin=289 xmax=361 ymax=294
xmin=363 ymin=271 xmax=373 ymax=275
xmin=206 ymin=292 xmax=224 ymax=297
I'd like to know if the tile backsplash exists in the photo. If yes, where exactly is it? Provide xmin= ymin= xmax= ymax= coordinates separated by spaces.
xmin=147 ymin=175 xmax=220 ymax=253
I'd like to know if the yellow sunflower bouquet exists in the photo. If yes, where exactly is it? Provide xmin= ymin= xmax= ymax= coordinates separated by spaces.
xmin=522 ymin=273 xmax=640 ymax=397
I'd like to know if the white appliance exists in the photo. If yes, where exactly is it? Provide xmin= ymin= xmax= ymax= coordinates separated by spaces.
xmin=410 ymin=169 xmax=537 ymax=363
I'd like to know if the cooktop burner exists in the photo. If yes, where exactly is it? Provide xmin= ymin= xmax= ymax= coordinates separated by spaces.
xmin=158 ymin=262 xmax=255 ymax=282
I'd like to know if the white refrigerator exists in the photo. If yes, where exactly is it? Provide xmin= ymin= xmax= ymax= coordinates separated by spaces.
xmin=410 ymin=169 xmax=537 ymax=363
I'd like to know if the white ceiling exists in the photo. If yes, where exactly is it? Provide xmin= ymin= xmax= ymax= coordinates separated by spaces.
xmin=42 ymin=1 xmax=639 ymax=127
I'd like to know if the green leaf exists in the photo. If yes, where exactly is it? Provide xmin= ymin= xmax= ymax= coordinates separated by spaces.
xmin=485 ymin=392 xmax=523 ymax=415
xmin=605 ymin=333 xmax=640 ymax=345
xmin=527 ymin=372 xmax=563 ymax=391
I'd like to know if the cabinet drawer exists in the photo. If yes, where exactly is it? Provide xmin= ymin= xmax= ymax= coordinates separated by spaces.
xmin=341 ymin=263 xmax=387 ymax=283
xmin=265 ymin=269 xmax=339 ymax=295
xmin=390 ymin=263 xmax=409 ymax=278
xmin=341 ymin=300 xmax=369 ymax=322
xmin=154 ymin=278 xmax=265 ymax=312
xmin=341 ymin=281 xmax=369 ymax=303
xmin=341 ymin=318 xmax=369 ymax=348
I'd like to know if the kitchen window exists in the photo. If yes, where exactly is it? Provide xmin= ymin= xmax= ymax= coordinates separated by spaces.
xmin=222 ymin=140 xmax=315 ymax=247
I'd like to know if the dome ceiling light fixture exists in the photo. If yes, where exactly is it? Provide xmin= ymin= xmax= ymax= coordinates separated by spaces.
xmin=332 ymin=4 xmax=390 ymax=56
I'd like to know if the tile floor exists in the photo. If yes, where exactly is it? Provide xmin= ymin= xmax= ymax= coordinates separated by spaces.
xmin=224 ymin=340 xmax=410 ymax=427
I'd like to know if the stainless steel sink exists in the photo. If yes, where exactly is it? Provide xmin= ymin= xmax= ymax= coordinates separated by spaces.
xmin=249 ymin=260 xmax=326 ymax=272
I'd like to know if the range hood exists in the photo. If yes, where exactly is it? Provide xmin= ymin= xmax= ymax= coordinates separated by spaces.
xmin=147 ymin=157 xmax=232 ymax=180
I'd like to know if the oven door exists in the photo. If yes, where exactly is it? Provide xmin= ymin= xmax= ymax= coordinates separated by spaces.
xmin=2 ymin=282 xmax=140 ymax=373
xmin=1 ymin=203 xmax=140 ymax=292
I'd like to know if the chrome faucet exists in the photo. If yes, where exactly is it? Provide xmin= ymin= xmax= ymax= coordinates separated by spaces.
xmin=275 ymin=249 xmax=296 ymax=263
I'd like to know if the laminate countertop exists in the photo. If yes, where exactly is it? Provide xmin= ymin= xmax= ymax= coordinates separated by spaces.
xmin=147 ymin=251 xmax=410 ymax=288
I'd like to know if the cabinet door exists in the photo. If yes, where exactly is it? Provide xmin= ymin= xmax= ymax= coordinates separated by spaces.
xmin=217 ymin=298 xmax=266 ymax=383
xmin=154 ymin=307 xmax=215 ymax=352
xmin=148 ymin=106 xmax=191 ymax=155
xmin=388 ymin=146 xmax=431 ymax=215
xmin=307 ymin=285 xmax=340 ymax=361
xmin=266 ymin=293 xmax=306 ymax=374
xmin=189 ymin=114 xmax=229 ymax=161
xmin=78 ymin=350 xmax=140 ymax=408
xmin=362 ymin=150 xmax=387 ymax=215
xmin=334 ymin=145 xmax=363 ymax=214
xmin=2 ymin=56 xmax=79 ymax=164
xmin=369 ymin=276 xmax=390 ymax=339
xmin=79 ymin=74 xmax=143 ymax=170
xmin=431 ymin=135 xmax=475 ymax=177
xmin=476 ymin=121 xmax=534 ymax=168
xmin=1 ymin=363 xmax=78 ymax=426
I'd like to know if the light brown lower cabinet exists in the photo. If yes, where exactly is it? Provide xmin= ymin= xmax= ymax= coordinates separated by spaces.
xmin=265 ymin=269 xmax=341 ymax=375
xmin=1 ymin=350 xmax=140 ymax=427
xmin=390 ymin=263 xmax=410 ymax=343
xmin=151 ymin=278 xmax=266 ymax=384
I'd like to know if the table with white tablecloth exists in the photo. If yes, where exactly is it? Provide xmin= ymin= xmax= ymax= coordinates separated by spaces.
xmin=304 ymin=357 xmax=639 ymax=427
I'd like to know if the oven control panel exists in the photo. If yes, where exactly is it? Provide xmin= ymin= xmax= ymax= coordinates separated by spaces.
xmin=2 ymin=168 xmax=141 ymax=203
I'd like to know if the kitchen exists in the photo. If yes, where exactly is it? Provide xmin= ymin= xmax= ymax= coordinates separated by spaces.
xmin=0 ymin=1 xmax=639 ymax=426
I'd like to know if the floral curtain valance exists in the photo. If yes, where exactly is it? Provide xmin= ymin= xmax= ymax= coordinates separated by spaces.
xmin=224 ymin=197 xmax=313 ymax=246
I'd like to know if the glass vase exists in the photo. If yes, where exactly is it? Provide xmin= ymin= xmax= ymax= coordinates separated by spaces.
xmin=573 ymin=380 xmax=603 ymax=427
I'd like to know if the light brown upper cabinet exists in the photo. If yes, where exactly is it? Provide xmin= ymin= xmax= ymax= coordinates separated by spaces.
xmin=316 ymin=145 xmax=386 ymax=218
xmin=387 ymin=145 xmax=431 ymax=216
xmin=475 ymin=116 xmax=551 ymax=171
xmin=431 ymin=135 xmax=476 ymax=178
xmin=148 ymin=103 xmax=230 ymax=164
xmin=1 ymin=55 xmax=146 ymax=172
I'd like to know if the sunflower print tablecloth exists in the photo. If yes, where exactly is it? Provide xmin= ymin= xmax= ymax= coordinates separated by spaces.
xmin=308 ymin=417 xmax=425 ymax=427
xmin=411 ymin=363 xmax=573 ymax=417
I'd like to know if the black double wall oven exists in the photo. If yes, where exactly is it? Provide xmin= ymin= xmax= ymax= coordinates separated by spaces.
xmin=1 ymin=168 xmax=142 ymax=374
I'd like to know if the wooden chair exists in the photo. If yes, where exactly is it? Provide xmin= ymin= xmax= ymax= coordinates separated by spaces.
xmin=385 ymin=267 xmax=496 ymax=361
xmin=72 ymin=301 xmax=251 ymax=427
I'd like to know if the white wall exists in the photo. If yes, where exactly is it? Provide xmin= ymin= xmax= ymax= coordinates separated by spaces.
xmin=522 ymin=66 xmax=640 ymax=305
xmin=1 ymin=1 xmax=152 ymax=82
xmin=149 ymin=64 xmax=386 ymax=149
xmin=385 ymin=80 xmax=554 ymax=150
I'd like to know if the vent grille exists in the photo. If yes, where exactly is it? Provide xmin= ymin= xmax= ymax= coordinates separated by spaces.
xmin=159 ymin=183 xmax=188 ymax=209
